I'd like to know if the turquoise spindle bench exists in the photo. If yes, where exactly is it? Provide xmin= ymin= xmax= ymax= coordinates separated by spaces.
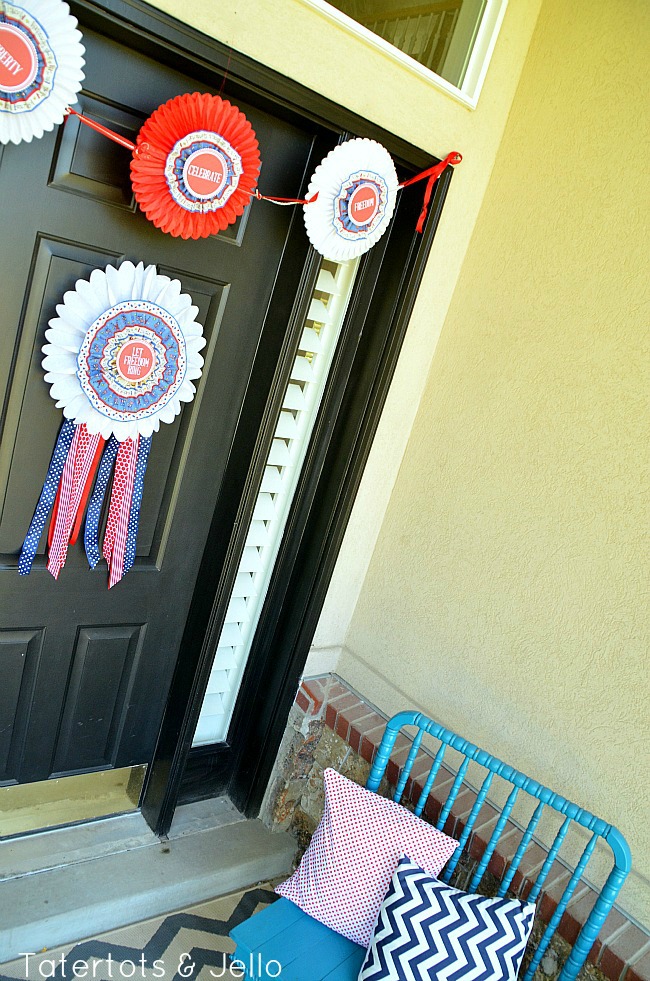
xmin=230 ymin=711 xmax=631 ymax=980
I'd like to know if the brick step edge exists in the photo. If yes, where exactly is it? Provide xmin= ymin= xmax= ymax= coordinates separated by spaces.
xmin=295 ymin=673 xmax=650 ymax=981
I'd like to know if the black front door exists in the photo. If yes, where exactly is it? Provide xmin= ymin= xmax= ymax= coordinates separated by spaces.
xmin=0 ymin=23 xmax=316 ymax=785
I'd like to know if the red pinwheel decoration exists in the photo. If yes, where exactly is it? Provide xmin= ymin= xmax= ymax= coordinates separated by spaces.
xmin=130 ymin=92 xmax=261 ymax=239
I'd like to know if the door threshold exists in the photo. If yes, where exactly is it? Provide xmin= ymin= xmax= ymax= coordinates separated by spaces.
xmin=0 ymin=795 xmax=245 ymax=881
xmin=0 ymin=766 xmax=146 ymax=839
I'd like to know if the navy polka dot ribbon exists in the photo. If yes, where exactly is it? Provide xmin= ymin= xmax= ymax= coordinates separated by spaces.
xmin=84 ymin=437 xmax=119 ymax=570
xmin=123 ymin=436 xmax=152 ymax=576
xmin=19 ymin=419 xmax=76 ymax=576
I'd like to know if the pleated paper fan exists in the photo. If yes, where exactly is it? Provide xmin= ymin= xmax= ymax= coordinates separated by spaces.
xmin=0 ymin=0 xmax=84 ymax=145
xmin=20 ymin=261 xmax=206 ymax=588
xmin=42 ymin=260 xmax=205 ymax=442
xmin=130 ymin=92 xmax=261 ymax=240
xmin=303 ymin=138 xmax=399 ymax=261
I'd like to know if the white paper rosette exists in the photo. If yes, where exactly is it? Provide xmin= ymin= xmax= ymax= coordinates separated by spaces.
xmin=0 ymin=0 xmax=85 ymax=145
xmin=42 ymin=261 xmax=205 ymax=442
xmin=303 ymin=137 xmax=399 ymax=261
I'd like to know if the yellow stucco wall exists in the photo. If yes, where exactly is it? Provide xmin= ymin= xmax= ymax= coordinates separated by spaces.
xmin=339 ymin=0 xmax=650 ymax=924
xmin=144 ymin=0 xmax=647 ymax=925
xmin=144 ymin=0 xmax=543 ymax=658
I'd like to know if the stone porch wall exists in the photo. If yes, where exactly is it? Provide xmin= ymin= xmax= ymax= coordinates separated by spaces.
xmin=261 ymin=674 xmax=650 ymax=981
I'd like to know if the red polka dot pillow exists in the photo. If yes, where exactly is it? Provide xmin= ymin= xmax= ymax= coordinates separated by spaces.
xmin=275 ymin=768 xmax=459 ymax=947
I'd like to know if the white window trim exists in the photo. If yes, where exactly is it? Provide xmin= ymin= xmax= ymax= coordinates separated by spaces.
xmin=295 ymin=0 xmax=508 ymax=109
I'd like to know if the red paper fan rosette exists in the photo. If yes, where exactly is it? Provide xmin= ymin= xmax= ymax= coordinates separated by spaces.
xmin=130 ymin=92 xmax=261 ymax=240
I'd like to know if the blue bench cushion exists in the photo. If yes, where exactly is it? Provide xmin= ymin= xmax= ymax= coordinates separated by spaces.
xmin=230 ymin=897 xmax=366 ymax=980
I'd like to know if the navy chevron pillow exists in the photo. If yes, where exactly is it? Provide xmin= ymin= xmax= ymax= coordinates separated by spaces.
xmin=359 ymin=856 xmax=535 ymax=981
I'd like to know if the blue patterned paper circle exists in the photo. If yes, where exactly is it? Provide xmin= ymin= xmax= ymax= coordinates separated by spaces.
xmin=76 ymin=300 xmax=187 ymax=422
xmin=333 ymin=170 xmax=389 ymax=242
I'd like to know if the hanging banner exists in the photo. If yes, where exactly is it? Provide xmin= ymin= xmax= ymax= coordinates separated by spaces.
xmin=20 ymin=261 xmax=205 ymax=587
xmin=0 ymin=0 xmax=84 ymax=145
xmin=130 ymin=91 xmax=261 ymax=239
xmin=303 ymin=137 xmax=399 ymax=261
xmin=65 ymin=101 xmax=461 ymax=248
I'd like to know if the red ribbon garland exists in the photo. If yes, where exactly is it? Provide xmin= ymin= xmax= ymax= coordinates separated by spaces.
xmin=253 ymin=189 xmax=319 ymax=206
xmin=64 ymin=110 xmax=460 ymax=233
xmin=65 ymin=111 xmax=317 ymax=203
xmin=399 ymin=151 xmax=462 ymax=233
xmin=66 ymin=107 xmax=138 ymax=152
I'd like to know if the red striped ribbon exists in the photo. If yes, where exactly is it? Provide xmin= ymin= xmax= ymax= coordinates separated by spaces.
xmin=47 ymin=424 xmax=103 ymax=578
xmin=48 ymin=436 xmax=105 ymax=549
xmin=103 ymin=437 xmax=139 ymax=589
xmin=69 ymin=437 xmax=106 ymax=545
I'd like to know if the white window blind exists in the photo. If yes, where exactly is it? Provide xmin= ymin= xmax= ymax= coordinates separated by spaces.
xmin=193 ymin=257 xmax=359 ymax=746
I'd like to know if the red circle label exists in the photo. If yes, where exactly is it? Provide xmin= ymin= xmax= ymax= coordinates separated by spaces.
xmin=0 ymin=24 xmax=38 ymax=93
xmin=183 ymin=149 xmax=228 ymax=200
xmin=347 ymin=183 xmax=380 ymax=227
xmin=117 ymin=340 xmax=156 ymax=382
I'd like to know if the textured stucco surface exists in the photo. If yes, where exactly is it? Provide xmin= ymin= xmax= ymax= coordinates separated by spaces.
xmin=339 ymin=0 xmax=650 ymax=925
xmin=144 ymin=0 xmax=543 ymax=660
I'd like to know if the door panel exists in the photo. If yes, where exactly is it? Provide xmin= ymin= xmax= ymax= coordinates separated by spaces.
xmin=0 ymin=629 xmax=44 ymax=781
xmin=51 ymin=623 xmax=146 ymax=775
xmin=0 ymin=26 xmax=316 ymax=786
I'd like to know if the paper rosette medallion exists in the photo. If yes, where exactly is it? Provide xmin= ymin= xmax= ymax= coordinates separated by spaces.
xmin=0 ymin=0 xmax=84 ymax=145
xmin=303 ymin=138 xmax=399 ymax=261
xmin=43 ymin=260 xmax=205 ymax=442
xmin=131 ymin=92 xmax=261 ymax=239
xmin=19 ymin=262 xmax=206 ymax=588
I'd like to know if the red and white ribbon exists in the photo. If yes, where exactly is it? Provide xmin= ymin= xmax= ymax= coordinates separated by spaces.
xmin=47 ymin=424 xmax=103 ymax=578
xmin=103 ymin=436 xmax=139 ymax=588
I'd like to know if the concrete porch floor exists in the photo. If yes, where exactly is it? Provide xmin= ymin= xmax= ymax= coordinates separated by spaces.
xmin=0 ymin=797 xmax=297 ymax=964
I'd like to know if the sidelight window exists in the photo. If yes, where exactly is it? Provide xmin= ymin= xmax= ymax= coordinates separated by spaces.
xmin=194 ymin=257 xmax=359 ymax=746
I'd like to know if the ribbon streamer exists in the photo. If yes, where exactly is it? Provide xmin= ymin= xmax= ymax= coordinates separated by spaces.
xmin=18 ymin=420 xmax=76 ymax=575
xmin=48 ymin=435 xmax=105 ymax=549
xmin=84 ymin=434 xmax=150 ymax=585
xmin=103 ymin=437 xmax=139 ymax=588
xmin=122 ymin=436 xmax=152 ymax=577
xmin=399 ymin=151 xmax=462 ymax=233
xmin=22 ymin=424 xmax=149 ymax=588
xmin=84 ymin=437 xmax=120 ymax=569
xmin=47 ymin=424 xmax=103 ymax=578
